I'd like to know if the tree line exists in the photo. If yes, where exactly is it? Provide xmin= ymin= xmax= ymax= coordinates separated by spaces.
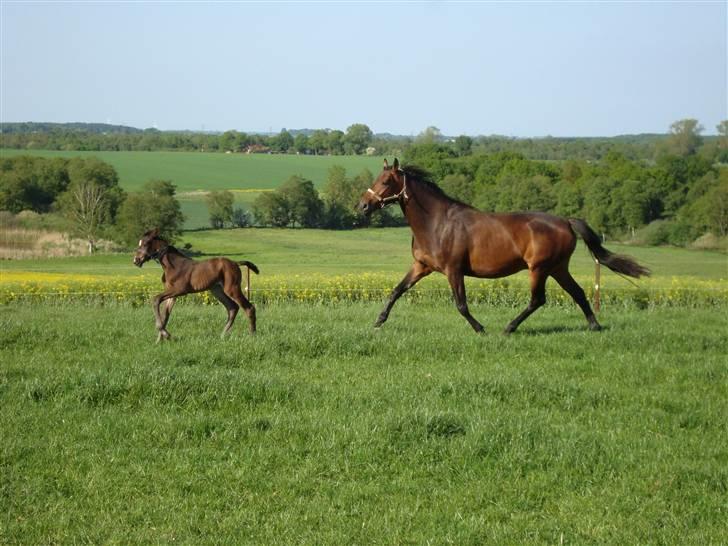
xmin=2 ymin=118 xmax=726 ymax=250
xmin=3 ymin=120 xmax=726 ymax=162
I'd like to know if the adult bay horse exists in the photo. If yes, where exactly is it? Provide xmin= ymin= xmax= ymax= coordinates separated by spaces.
xmin=133 ymin=229 xmax=258 ymax=341
xmin=358 ymin=159 xmax=650 ymax=334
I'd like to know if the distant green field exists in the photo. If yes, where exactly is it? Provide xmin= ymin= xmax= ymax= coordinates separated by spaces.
xmin=0 ymin=149 xmax=382 ymax=192
xmin=0 ymin=149 xmax=383 ymax=228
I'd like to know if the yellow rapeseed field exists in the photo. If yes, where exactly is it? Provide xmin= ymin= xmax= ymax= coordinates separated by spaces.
xmin=1 ymin=270 xmax=726 ymax=307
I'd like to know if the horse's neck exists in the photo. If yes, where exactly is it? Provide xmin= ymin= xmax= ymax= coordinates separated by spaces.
xmin=160 ymin=247 xmax=190 ymax=271
xmin=402 ymin=179 xmax=450 ymax=235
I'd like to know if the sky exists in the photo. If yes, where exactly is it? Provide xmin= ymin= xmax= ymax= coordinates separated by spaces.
xmin=1 ymin=1 xmax=726 ymax=137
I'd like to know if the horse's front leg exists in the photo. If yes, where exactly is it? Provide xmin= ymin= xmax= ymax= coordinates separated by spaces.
xmin=375 ymin=261 xmax=431 ymax=327
xmin=447 ymin=271 xmax=484 ymax=333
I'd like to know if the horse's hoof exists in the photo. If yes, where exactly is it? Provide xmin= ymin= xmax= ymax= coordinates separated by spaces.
xmin=589 ymin=323 xmax=603 ymax=332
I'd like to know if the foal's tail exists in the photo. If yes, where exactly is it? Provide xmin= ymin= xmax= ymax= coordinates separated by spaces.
xmin=568 ymin=219 xmax=650 ymax=278
xmin=238 ymin=261 xmax=260 ymax=275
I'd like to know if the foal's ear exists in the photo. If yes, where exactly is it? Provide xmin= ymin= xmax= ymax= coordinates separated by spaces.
xmin=393 ymin=158 xmax=400 ymax=170
xmin=149 ymin=227 xmax=160 ymax=238
xmin=383 ymin=158 xmax=389 ymax=169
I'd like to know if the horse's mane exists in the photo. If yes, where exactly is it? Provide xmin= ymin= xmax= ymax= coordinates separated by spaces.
xmin=401 ymin=165 xmax=473 ymax=208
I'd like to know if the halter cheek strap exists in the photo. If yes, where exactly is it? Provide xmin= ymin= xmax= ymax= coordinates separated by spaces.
xmin=367 ymin=173 xmax=408 ymax=208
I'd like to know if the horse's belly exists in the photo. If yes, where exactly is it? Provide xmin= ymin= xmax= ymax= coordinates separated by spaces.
xmin=467 ymin=259 xmax=527 ymax=278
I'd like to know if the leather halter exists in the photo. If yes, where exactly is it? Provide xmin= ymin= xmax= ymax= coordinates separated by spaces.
xmin=366 ymin=172 xmax=408 ymax=208
xmin=147 ymin=243 xmax=170 ymax=264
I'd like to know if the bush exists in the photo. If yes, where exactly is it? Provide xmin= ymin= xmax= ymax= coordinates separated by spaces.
xmin=635 ymin=220 xmax=672 ymax=246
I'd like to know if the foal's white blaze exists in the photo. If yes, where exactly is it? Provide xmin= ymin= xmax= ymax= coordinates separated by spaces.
xmin=138 ymin=239 xmax=143 ymax=247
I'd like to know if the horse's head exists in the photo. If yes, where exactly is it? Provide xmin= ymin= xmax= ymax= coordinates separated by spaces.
xmin=358 ymin=158 xmax=407 ymax=216
xmin=133 ymin=228 xmax=168 ymax=267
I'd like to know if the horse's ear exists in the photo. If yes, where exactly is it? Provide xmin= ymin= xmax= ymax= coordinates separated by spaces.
xmin=393 ymin=158 xmax=400 ymax=170
xmin=150 ymin=227 xmax=160 ymax=238
xmin=383 ymin=158 xmax=389 ymax=169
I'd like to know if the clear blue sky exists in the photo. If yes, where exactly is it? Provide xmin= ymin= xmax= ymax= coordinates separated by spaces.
xmin=1 ymin=1 xmax=725 ymax=137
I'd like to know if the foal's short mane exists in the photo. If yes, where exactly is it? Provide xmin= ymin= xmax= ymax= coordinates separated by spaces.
xmin=401 ymin=164 xmax=472 ymax=208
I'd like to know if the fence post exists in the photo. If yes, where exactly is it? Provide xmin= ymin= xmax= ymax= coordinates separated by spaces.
xmin=594 ymin=258 xmax=601 ymax=313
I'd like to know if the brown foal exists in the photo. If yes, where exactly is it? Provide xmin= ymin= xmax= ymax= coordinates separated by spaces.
xmin=133 ymin=229 xmax=258 ymax=341
xmin=359 ymin=159 xmax=650 ymax=334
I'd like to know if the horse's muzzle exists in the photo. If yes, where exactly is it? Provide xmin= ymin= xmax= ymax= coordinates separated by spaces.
xmin=358 ymin=200 xmax=373 ymax=217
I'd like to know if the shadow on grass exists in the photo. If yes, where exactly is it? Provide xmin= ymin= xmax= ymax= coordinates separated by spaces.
xmin=514 ymin=324 xmax=611 ymax=336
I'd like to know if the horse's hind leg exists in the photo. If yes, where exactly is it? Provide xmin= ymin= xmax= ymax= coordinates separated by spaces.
xmin=551 ymin=266 xmax=601 ymax=331
xmin=210 ymin=285 xmax=239 ymax=337
xmin=504 ymin=268 xmax=548 ymax=334
xmin=224 ymin=283 xmax=256 ymax=334
xmin=447 ymin=271 xmax=485 ymax=333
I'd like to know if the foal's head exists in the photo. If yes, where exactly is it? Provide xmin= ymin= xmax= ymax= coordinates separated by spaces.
xmin=358 ymin=158 xmax=407 ymax=216
xmin=133 ymin=228 xmax=169 ymax=267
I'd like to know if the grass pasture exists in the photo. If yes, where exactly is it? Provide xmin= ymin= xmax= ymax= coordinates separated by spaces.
xmin=1 ymin=229 xmax=726 ymax=544
xmin=1 ymin=302 xmax=727 ymax=544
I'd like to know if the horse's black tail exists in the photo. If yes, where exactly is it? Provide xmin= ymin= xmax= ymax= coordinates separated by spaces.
xmin=568 ymin=218 xmax=650 ymax=278
xmin=238 ymin=260 xmax=259 ymax=275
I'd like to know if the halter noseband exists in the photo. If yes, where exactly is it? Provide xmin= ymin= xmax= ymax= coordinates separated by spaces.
xmin=366 ymin=171 xmax=408 ymax=208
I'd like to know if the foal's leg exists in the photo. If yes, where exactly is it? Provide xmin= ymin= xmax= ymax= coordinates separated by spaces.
xmin=161 ymin=297 xmax=175 ymax=328
xmin=210 ymin=284 xmax=239 ymax=337
xmin=504 ymin=268 xmax=548 ymax=334
xmin=375 ymin=261 xmax=432 ymax=327
xmin=447 ymin=271 xmax=485 ymax=333
xmin=551 ymin=266 xmax=601 ymax=331
xmin=152 ymin=291 xmax=179 ymax=342
xmin=224 ymin=283 xmax=256 ymax=334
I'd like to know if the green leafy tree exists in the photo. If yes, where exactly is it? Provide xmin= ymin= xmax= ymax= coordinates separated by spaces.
xmin=294 ymin=133 xmax=310 ymax=154
xmin=309 ymin=130 xmax=329 ymax=155
xmin=440 ymin=173 xmax=474 ymax=204
xmin=327 ymin=130 xmax=345 ymax=155
xmin=664 ymin=118 xmax=704 ymax=157
xmin=279 ymin=175 xmax=323 ymax=227
xmin=454 ymin=135 xmax=473 ymax=156
xmin=716 ymin=120 xmax=728 ymax=163
xmin=206 ymin=190 xmax=235 ymax=229
xmin=231 ymin=206 xmax=251 ymax=228
xmin=115 ymin=180 xmax=184 ymax=246
xmin=252 ymin=192 xmax=290 ymax=227
xmin=272 ymin=129 xmax=294 ymax=153
xmin=344 ymin=124 xmax=373 ymax=155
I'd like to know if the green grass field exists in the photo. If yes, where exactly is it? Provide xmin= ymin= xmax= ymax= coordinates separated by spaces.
xmin=1 ymin=302 xmax=726 ymax=544
xmin=0 ymin=149 xmax=381 ymax=192
xmin=2 ymin=226 xmax=726 ymax=280
xmin=1 ymin=227 xmax=727 ymax=543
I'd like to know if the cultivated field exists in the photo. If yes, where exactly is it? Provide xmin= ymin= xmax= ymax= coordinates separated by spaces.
xmin=0 ymin=150 xmax=382 ymax=228
xmin=1 ymin=229 xmax=727 ymax=544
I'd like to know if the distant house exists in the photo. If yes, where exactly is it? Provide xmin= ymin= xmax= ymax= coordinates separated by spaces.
xmin=365 ymin=146 xmax=377 ymax=156
xmin=246 ymin=144 xmax=271 ymax=154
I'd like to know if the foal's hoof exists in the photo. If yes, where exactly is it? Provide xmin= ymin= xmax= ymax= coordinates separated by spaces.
xmin=589 ymin=322 xmax=603 ymax=332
